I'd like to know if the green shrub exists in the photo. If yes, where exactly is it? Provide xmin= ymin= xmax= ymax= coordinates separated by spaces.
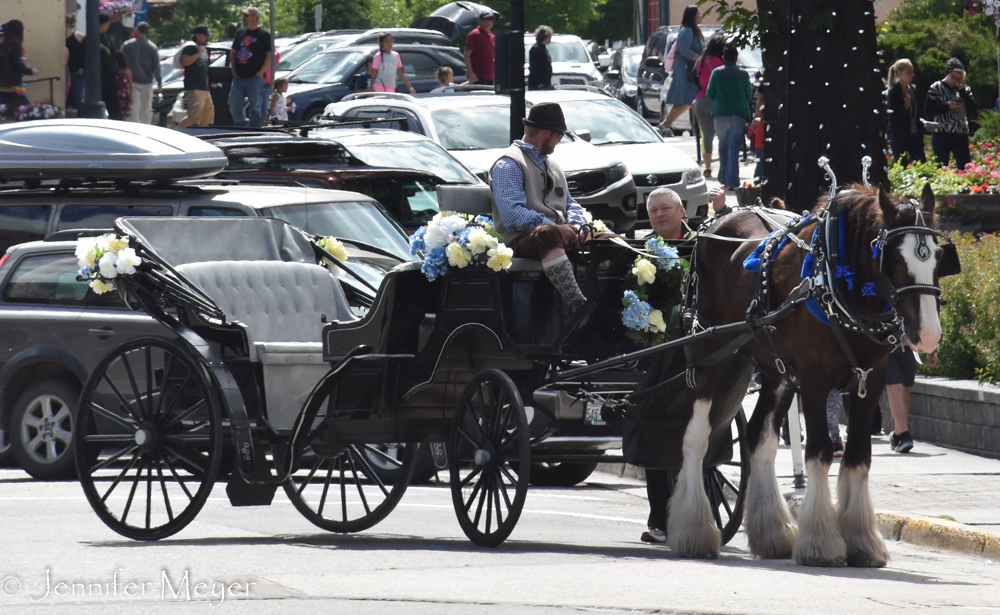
xmin=888 ymin=158 xmax=970 ymax=197
xmin=921 ymin=232 xmax=1000 ymax=383
xmin=973 ymin=110 xmax=1000 ymax=142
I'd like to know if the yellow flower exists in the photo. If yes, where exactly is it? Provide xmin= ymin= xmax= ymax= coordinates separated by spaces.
xmin=466 ymin=228 xmax=494 ymax=254
xmin=90 ymin=279 xmax=115 ymax=294
xmin=106 ymin=236 xmax=129 ymax=253
xmin=646 ymin=309 xmax=666 ymax=333
xmin=322 ymin=237 xmax=348 ymax=262
xmin=487 ymin=244 xmax=513 ymax=271
xmin=632 ymin=258 xmax=657 ymax=285
xmin=446 ymin=242 xmax=472 ymax=268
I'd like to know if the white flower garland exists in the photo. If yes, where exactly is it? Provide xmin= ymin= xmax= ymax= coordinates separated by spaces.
xmin=76 ymin=234 xmax=142 ymax=294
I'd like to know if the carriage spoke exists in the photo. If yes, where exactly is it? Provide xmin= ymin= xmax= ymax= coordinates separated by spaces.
xmin=121 ymin=353 xmax=149 ymax=422
xmin=145 ymin=457 xmax=154 ymax=529
xmin=120 ymin=455 xmax=145 ymax=525
xmin=89 ymin=401 xmax=136 ymax=430
xmin=719 ymin=473 xmax=739 ymax=496
xmin=465 ymin=400 xmax=489 ymax=443
xmin=145 ymin=346 xmax=154 ymax=423
xmin=347 ymin=451 xmax=371 ymax=515
xmin=350 ymin=445 xmax=391 ymax=497
xmin=84 ymin=434 xmax=138 ymax=443
xmin=339 ymin=456 xmax=348 ymax=522
xmin=91 ymin=443 xmax=138 ymax=474
xmin=472 ymin=474 xmax=489 ymax=527
xmin=158 ymin=372 xmax=194 ymax=424
xmin=155 ymin=453 xmax=175 ymax=522
xmin=497 ymin=427 xmax=520 ymax=453
xmin=361 ymin=444 xmax=403 ymax=467
xmin=492 ymin=471 xmax=505 ymax=526
xmin=163 ymin=400 xmax=207 ymax=430
xmin=316 ymin=459 xmax=334 ymax=517
xmin=297 ymin=458 xmax=324 ymax=497
xmin=159 ymin=450 xmax=195 ymax=501
xmin=457 ymin=425 xmax=482 ymax=450
xmin=152 ymin=351 xmax=174 ymax=419
xmin=102 ymin=374 xmax=144 ymax=424
xmin=497 ymin=462 xmax=520 ymax=487
xmin=162 ymin=445 xmax=205 ymax=476
xmin=497 ymin=474 xmax=513 ymax=509
xmin=463 ymin=473 xmax=485 ymax=513
xmin=458 ymin=465 xmax=483 ymax=489
xmin=100 ymin=451 xmax=140 ymax=502
xmin=485 ymin=472 xmax=494 ymax=535
xmin=164 ymin=433 xmax=211 ymax=442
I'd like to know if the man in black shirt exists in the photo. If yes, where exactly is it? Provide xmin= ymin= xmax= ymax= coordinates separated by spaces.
xmin=528 ymin=25 xmax=553 ymax=90
xmin=177 ymin=25 xmax=214 ymax=128
xmin=228 ymin=6 xmax=272 ymax=128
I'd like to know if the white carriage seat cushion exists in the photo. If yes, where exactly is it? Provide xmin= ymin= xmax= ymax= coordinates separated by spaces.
xmin=175 ymin=260 xmax=355 ymax=345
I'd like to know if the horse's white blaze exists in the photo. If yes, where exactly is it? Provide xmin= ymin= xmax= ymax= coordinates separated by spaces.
xmin=837 ymin=464 xmax=889 ymax=567
xmin=744 ymin=429 xmax=796 ymax=559
xmin=899 ymin=234 xmax=942 ymax=353
xmin=793 ymin=460 xmax=847 ymax=566
xmin=667 ymin=398 xmax=720 ymax=558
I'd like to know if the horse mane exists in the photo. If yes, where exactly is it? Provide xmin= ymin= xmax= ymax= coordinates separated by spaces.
xmin=811 ymin=184 xmax=921 ymax=315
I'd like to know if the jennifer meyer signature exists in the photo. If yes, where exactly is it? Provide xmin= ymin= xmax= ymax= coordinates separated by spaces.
xmin=1 ymin=569 xmax=254 ymax=607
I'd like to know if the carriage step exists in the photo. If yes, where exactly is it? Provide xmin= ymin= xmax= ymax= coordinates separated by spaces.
xmin=226 ymin=465 xmax=279 ymax=507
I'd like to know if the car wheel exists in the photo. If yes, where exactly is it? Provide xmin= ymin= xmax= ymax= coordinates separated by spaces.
xmin=528 ymin=459 xmax=601 ymax=487
xmin=304 ymin=105 xmax=326 ymax=123
xmin=11 ymin=380 xmax=81 ymax=480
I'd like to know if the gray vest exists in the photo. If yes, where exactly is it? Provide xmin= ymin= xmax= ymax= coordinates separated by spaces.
xmin=490 ymin=144 xmax=570 ymax=246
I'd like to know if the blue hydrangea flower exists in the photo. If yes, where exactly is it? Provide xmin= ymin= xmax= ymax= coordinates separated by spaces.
xmin=456 ymin=227 xmax=472 ymax=247
xmin=79 ymin=266 xmax=90 ymax=277
xmin=410 ymin=226 xmax=427 ymax=256
xmin=645 ymin=237 xmax=680 ymax=271
xmin=475 ymin=215 xmax=493 ymax=227
xmin=622 ymin=291 xmax=652 ymax=331
xmin=421 ymin=246 xmax=448 ymax=281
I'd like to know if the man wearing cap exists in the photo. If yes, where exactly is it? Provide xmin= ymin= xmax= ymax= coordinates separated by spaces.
xmin=122 ymin=22 xmax=161 ymax=124
xmin=177 ymin=25 xmax=214 ymax=128
xmin=926 ymin=57 xmax=978 ymax=169
xmin=464 ymin=10 xmax=496 ymax=86
xmin=490 ymin=102 xmax=591 ymax=311
xmin=229 ymin=6 xmax=272 ymax=128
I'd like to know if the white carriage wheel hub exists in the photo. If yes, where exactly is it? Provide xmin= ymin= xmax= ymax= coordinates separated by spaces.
xmin=134 ymin=429 xmax=151 ymax=446
xmin=474 ymin=449 xmax=491 ymax=466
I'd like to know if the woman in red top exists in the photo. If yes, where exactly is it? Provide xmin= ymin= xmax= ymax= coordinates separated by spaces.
xmin=691 ymin=34 xmax=725 ymax=177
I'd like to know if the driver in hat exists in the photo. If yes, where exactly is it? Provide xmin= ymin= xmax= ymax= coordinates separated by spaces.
xmin=490 ymin=102 xmax=595 ymax=312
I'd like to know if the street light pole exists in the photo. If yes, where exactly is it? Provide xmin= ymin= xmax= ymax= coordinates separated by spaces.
xmin=508 ymin=0 xmax=525 ymax=143
xmin=81 ymin=0 xmax=106 ymax=118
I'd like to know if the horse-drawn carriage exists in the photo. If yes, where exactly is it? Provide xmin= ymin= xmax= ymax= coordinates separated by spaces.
xmin=72 ymin=185 xmax=747 ymax=547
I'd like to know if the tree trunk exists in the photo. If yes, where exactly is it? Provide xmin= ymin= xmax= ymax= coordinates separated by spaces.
xmin=757 ymin=0 xmax=888 ymax=207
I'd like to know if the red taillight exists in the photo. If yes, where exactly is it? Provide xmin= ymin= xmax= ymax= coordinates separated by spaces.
xmin=0 ymin=253 xmax=10 ymax=271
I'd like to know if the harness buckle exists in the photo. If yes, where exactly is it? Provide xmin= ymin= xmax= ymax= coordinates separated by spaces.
xmin=854 ymin=367 xmax=873 ymax=398
xmin=775 ymin=358 xmax=787 ymax=374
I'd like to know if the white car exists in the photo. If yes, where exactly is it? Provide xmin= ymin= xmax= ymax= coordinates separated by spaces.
xmin=325 ymin=92 xmax=640 ymax=232
xmin=524 ymin=34 xmax=602 ymax=88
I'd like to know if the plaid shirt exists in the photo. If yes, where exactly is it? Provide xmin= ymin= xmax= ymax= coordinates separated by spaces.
xmin=490 ymin=140 xmax=585 ymax=232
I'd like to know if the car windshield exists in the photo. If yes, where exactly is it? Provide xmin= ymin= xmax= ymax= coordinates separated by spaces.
xmin=345 ymin=140 xmax=477 ymax=184
xmin=624 ymin=49 xmax=642 ymax=77
xmin=430 ymin=106 xmax=573 ymax=151
xmin=277 ymin=36 xmax=353 ymax=72
xmin=528 ymin=39 xmax=592 ymax=64
xmin=558 ymin=99 xmax=660 ymax=145
xmin=261 ymin=201 xmax=413 ymax=261
xmin=289 ymin=50 xmax=365 ymax=84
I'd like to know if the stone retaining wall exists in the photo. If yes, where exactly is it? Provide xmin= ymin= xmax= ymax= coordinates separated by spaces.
xmin=881 ymin=376 xmax=1000 ymax=460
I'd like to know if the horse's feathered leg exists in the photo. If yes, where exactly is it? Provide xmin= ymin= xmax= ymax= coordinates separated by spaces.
xmin=793 ymin=386 xmax=847 ymax=566
xmin=744 ymin=373 xmax=797 ymax=559
xmin=838 ymin=372 xmax=890 ymax=568
xmin=667 ymin=396 xmax=721 ymax=558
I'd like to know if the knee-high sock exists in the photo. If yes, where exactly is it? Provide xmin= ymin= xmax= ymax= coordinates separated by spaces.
xmin=542 ymin=255 xmax=586 ymax=307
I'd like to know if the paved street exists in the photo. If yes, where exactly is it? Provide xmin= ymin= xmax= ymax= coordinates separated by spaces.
xmin=1 ymin=395 xmax=998 ymax=615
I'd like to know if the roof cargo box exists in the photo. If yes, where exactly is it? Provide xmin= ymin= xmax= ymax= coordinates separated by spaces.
xmin=0 ymin=119 xmax=228 ymax=182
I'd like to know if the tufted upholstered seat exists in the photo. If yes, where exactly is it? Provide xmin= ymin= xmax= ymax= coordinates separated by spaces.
xmin=176 ymin=260 xmax=356 ymax=430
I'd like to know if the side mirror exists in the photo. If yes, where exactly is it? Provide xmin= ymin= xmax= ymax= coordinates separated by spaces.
xmin=575 ymin=129 xmax=592 ymax=142
xmin=643 ymin=56 xmax=662 ymax=69
xmin=604 ymin=69 xmax=621 ymax=82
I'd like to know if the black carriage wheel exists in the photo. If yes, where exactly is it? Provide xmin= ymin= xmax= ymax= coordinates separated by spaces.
xmin=74 ymin=338 xmax=223 ymax=541
xmin=703 ymin=409 xmax=749 ymax=545
xmin=449 ymin=369 xmax=530 ymax=547
xmin=282 ymin=375 xmax=417 ymax=533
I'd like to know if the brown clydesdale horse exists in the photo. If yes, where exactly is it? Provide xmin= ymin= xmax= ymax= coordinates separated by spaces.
xmin=665 ymin=184 xmax=945 ymax=566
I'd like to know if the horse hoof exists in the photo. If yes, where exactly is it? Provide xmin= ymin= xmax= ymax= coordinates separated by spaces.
xmin=847 ymin=551 xmax=888 ymax=568
xmin=667 ymin=526 xmax=721 ymax=560
xmin=795 ymin=554 xmax=848 ymax=567
xmin=793 ymin=535 xmax=847 ymax=567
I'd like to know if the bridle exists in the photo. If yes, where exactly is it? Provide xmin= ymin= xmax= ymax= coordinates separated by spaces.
xmin=871 ymin=205 xmax=960 ymax=304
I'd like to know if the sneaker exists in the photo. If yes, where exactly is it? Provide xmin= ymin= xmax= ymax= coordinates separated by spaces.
xmin=890 ymin=431 xmax=914 ymax=453
xmin=832 ymin=438 xmax=844 ymax=459
xmin=641 ymin=527 xmax=666 ymax=543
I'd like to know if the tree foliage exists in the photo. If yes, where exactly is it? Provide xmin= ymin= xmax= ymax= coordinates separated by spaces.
xmin=878 ymin=1 xmax=999 ymax=115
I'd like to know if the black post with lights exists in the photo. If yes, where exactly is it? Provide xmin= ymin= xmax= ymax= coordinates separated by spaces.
xmin=508 ymin=0 xmax=525 ymax=143
xmin=80 ymin=0 xmax=106 ymax=118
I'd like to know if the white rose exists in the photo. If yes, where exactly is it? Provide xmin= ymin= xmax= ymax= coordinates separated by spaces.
xmin=646 ymin=309 xmax=666 ymax=333
xmin=446 ymin=242 xmax=472 ymax=268
xmin=466 ymin=228 xmax=493 ymax=254
xmin=632 ymin=258 xmax=657 ymax=285
xmin=98 ymin=252 xmax=119 ymax=279
xmin=115 ymin=247 xmax=142 ymax=275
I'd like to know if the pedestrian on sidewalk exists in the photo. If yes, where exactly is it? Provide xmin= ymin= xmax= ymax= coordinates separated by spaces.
xmin=657 ymin=5 xmax=704 ymax=137
xmin=114 ymin=51 xmax=133 ymax=122
xmin=430 ymin=66 xmax=455 ymax=93
xmin=65 ymin=14 xmax=87 ymax=112
xmin=464 ymin=10 xmax=496 ymax=86
xmin=528 ymin=25 xmax=553 ymax=91
xmin=98 ymin=14 xmax=123 ymax=120
xmin=369 ymin=33 xmax=415 ymax=94
xmin=926 ymin=58 xmax=977 ymax=170
xmin=122 ymin=22 xmax=161 ymax=124
xmin=269 ymin=77 xmax=291 ymax=121
xmin=228 ymin=6 xmax=272 ymax=128
xmin=887 ymin=348 xmax=938 ymax=454
xmin=692 ymin=33 xmax=724 ymax=177
xmin=176 ymin=25 xmax=214 ymax=129
xmin=0 ymin=20 xmax=40 ymax=108
xmin=748 ymin=91 xmax=765 ymax=183
xmin=706 ymin=45 xmax=753 ymax=190
xmin=886 ymin=59 xmax=928 ymax=164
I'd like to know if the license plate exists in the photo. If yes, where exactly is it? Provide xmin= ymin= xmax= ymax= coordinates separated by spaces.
xmin=585 ymin=402 xmax=606 ymax=426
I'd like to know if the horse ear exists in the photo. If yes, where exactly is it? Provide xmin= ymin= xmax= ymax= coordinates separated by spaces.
xmin=877 ymin=187 xmax=897 ymax=226
xmin=920 ymin=182 xmax=936 ymax=224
